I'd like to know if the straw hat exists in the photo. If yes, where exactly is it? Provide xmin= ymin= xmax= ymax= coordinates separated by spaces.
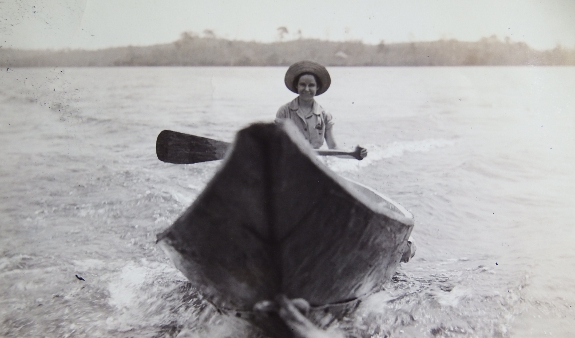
xmin=284 ymin=61 xmax=331 ymax=96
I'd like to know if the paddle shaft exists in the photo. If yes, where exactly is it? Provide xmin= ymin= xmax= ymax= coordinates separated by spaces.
xmin=317 ymin=147 xmax=364 ymax=160
xmin=156 ymin=130 xmax=365 ymax=164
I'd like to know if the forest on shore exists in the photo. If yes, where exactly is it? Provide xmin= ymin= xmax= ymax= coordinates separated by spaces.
xmin=2 ymin=33 xmax=574 ymax=67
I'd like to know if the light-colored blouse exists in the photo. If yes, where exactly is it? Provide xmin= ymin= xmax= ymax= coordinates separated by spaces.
xmin=275 ymin=98 xmax=334 ymax=149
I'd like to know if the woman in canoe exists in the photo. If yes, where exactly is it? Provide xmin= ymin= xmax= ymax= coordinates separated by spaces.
xmin=268 ymin=61 xmax=416 ymax=337
xmin=275 ymin=60 xmax=368 ymax=159
xmin=276 ymin=61 xmax=415 ymax=262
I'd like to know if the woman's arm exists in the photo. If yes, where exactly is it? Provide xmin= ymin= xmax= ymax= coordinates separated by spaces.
xmin=324 ymin=127 xmax=337 ymax=149
xmin=275 ymin=104 xmax=289 ymax=124
xmin=325 ymin=127 xmax=367 ymax=159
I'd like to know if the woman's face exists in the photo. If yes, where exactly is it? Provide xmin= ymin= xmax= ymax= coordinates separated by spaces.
xmin=297 ymin=74 xmax=318 ymax=100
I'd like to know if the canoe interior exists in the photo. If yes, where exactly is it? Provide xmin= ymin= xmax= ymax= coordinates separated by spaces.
xmin=343 ymin=178 xmax=412 ymax=220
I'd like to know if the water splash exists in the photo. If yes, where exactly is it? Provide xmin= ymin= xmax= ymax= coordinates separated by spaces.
xmin=323 ymin=139 xmax=455 ymax=173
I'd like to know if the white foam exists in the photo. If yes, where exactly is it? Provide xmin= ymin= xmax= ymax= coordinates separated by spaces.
xmin=323 ymin=139 xmax=455 ymax=172
xmin=433 ymin=286 xmax=472 ymax=307
xmin=108 ymin=264 xmax=148 ymax=310
xmin=73 ymin=259 xmax=105 ymax=270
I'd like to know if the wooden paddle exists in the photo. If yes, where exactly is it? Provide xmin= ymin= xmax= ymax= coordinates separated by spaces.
xmin=156 ymin=130 xmax=365 ymax=164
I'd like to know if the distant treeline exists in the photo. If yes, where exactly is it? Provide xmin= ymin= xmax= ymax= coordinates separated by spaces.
xmin=2 ymin=34 xmax=574 ymax=67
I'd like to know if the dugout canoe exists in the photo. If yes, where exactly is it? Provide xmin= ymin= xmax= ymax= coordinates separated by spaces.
xmin=156 ymin=122 xmax=414 ymax=337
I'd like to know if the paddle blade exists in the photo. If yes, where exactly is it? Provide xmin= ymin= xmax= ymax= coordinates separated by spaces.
xmin=156 ymin=130 xmax=231 ymax=164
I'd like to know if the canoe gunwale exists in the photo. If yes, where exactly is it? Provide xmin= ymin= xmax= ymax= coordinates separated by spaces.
xmin=206 ymin=291 xmax=369 ymax=330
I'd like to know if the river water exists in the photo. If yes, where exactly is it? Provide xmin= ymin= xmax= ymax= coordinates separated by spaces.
xmin=0 ymin=66 xmax=574 ymax=337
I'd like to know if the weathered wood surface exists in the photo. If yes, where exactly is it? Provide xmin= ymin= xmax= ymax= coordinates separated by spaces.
xmin=156 ymin=122 xmax=414 ymax=336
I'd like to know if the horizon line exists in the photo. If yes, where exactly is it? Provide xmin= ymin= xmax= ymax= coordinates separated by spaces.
xmin=4 ymin=35 xmax=572 ymax=53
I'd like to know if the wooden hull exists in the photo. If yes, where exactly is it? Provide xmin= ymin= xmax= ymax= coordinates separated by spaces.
xmin=157 ymin=122 xmax=414 ymax=335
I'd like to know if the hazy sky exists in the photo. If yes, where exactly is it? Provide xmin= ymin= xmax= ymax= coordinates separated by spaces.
xmin=2 ymin=0 xmax=575 ymax=50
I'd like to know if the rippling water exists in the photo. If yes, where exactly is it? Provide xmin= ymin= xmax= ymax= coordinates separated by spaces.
xmin=1 ymin=67 xmax=574 ymax=337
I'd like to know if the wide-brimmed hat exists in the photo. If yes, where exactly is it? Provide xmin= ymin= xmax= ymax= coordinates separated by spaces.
xmin=284 ymin=61 xmax=331 ymax=96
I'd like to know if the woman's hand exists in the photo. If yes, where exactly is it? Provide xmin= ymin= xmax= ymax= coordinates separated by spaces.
xmin=357 ymin=146 xmax=368 ymax=159
xmin=276 ymin=295 xmax=345 ymax=338
xmin=254 ymin=295 xmax=345 ymax=338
